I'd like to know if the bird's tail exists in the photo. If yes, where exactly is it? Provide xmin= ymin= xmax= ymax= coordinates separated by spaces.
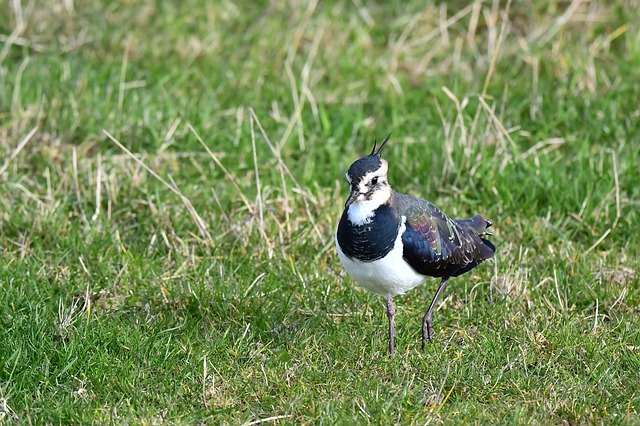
xmin=456 ymin=215 xmax=495 ymax=258
xmin=457 ymin=215 xmax=493 ymax=237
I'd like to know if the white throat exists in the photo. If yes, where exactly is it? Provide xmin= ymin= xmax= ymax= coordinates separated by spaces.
xmin=347 ymin=201 xmax=376 ymax=225
xmin=347 ymin=191 xmax=390 ymax=225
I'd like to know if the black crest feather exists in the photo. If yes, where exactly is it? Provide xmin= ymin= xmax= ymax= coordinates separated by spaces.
xmin=370 ymin=133 xmax=391 ymax=157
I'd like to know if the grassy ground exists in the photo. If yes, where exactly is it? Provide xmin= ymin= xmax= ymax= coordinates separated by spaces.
xmin=1 ymin=0 xmax=639 ymax=424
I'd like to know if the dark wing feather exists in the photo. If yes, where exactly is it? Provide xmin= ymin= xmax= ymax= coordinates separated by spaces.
xmin=394 ymin=193 xmax=495 ymax=278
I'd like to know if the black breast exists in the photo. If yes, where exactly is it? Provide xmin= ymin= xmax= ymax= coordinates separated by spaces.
xmin=336 ymin=205 xmax=400 ymax=262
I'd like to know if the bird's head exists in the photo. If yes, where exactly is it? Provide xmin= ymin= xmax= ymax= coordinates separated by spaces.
xmin=344 ymin=134 xmax=392 ymax=211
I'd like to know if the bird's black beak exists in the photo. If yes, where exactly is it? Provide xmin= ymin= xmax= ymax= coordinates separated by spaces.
xmin=345 ymin=190 xmax=359 ymax=208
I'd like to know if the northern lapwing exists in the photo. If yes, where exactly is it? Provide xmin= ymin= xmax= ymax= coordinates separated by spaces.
xmin=335 ymin=135 xmax=495 ymax=355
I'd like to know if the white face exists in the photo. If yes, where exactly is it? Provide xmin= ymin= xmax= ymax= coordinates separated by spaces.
xmin=345 ymin=159 xmax=392 ymax=224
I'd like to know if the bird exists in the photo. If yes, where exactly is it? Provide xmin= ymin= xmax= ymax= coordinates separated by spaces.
xmin=335 ymin=135 xmax=495 ymax=355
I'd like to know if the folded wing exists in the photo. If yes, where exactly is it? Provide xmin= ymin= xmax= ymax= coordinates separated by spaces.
xmin=395 ymin=193 xmax=495 ymax=278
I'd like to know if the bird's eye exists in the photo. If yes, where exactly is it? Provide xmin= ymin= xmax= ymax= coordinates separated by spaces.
xmin=371 ymin=177 xmax=379 ymax=185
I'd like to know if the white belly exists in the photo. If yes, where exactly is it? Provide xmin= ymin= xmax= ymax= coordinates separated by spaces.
xmin=335 ymin=219 xmax=427 ymax=298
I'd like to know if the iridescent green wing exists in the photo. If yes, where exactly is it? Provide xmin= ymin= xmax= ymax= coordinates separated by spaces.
xmin=395 ymin=193 xmax=494 ymax=277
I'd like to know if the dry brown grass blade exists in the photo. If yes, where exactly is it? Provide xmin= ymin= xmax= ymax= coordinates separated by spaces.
xmin=248 ymin=108 xmax=323 ymax=241
xmin=250 ymin=114 xmax=273 ymax=257
xmin=281 ymin=24 xmax=323 ymax=152
xmin=0 ymin=0 xmax=31 ymax=65
xmin=0 ymin=126 xmax=37 ymax=178
xmin=72 ymin=146 xmax=90 ymax=227
xmin=530 ymin=0 xmax=585 ymax=46
xmin=481 ymin=0 xmax=512 ymax=96
xmin=103 ymin=129 xmax=212 ymax=243
xmin=91 ymin=154 xmax=102 ymax=222
xmin=466 ymin=0 xmax=512 ymax=149
xmin=584 ymin=228 xmax=612 ymax=257
xmin=610 ymin=149 xmax=620 ymax=228
xmin=478 ymin=96 xmax=518 ymax=155
xmin=442 ymin=86 xmax=468 ymax=151
xmin=405 ymin=3 xmax=476 ymax=49
xmin=188 ymin=123 xmax=254 ymax=215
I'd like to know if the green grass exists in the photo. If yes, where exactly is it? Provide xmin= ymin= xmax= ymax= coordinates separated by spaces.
xmin=1 ymin=0 xmax=639 ymax=423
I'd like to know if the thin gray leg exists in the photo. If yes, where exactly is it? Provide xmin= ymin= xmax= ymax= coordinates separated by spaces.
xmin=422 ymin=277 xmax=450 ymax=349
xmin=386 ymin=297 xmax=395 ymax=356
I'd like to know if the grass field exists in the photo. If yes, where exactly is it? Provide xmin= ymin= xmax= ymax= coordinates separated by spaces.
xmin=1 ymin=0 xmax=639 ymax=424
